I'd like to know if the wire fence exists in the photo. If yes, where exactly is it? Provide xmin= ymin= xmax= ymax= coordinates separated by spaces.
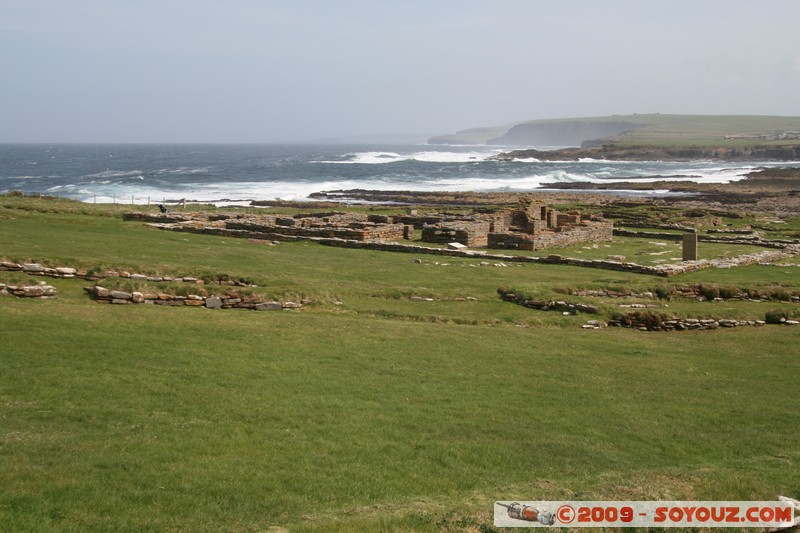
xmin=6 ymin=191 xmax=184 ymax=205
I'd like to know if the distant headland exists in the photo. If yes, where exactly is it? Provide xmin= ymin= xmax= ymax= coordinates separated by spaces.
xmin=429 ymin=114 xmax=800 ymax=161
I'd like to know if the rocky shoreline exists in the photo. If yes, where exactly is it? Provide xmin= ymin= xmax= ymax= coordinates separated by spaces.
xmin=309 ymin=167 xmax=800 ymax=215
xmin=494 ymin=144 xmax=800 ymax=162
xmin=542 ymin=167 xmax=800 ymax=215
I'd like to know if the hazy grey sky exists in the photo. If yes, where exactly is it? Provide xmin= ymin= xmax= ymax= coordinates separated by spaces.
xmin=2 ymin=0 xmax=799 ymax=143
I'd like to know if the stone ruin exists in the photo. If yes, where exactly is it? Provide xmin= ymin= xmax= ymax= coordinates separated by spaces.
xmin=124 ymin=200 xmax=611 ymax=251
xmin=421 ymin=220 xmax=491 ymax=247
xmin=126 ymin=211 xmax=414 ymax=242
xmin=419 ymin=197 xmax=613 ymax=251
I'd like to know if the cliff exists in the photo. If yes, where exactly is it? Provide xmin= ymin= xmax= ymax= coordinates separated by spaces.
xmin=486 ymin=120 xmax=639 ymax=146
xmin=428 ymin=118 xmax=637 ymax=146
xmin=429 ymin=114 xmax=800 ymax=148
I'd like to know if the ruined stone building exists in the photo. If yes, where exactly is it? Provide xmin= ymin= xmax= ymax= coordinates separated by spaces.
xmin=420 ymin=197 xmax=613 ymax=250
xmin=126 ymin=196 xmax=612 ymax=251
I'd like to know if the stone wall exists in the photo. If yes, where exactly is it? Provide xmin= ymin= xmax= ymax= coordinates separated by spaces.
xmin=421 ymin=221 xmax=491 ymax=247
xmin=487 ymin=232 xmax=536 ymax=250
xmin=497 ymin=288 xmax=598 ymax=314
xmin=489 ymin=221 xmax=613 ymax=251
xmin=613 ymin=228 xmax=798 ymax=249
xmin=0 ymin=260 xmax=254 ymax=286
xmin=225 ymin=218 xmax=406 ymax=242
xmin=608 ymin=315 xmax=783 ymax=332
xmin=84 ymin=285 xmax=302 ymax=310
xmin=0 ymin=282 xmax=56 ymax=298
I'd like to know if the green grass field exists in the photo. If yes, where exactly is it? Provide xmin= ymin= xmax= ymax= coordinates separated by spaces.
xmin=2 ymin=198 xmax=799 ymax=531
xmin=610 ymin=114 xmax=800 ymax=147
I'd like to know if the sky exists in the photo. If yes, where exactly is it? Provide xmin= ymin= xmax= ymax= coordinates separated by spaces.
xmin=1 ymin=0 xmax=799 ymax=143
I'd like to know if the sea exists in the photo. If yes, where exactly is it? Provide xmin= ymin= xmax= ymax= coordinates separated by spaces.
xmin=0 ymin=143 xmax=793 ymax=205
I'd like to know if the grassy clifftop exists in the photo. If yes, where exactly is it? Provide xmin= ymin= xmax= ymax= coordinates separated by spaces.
xmin=430 ymin=114 xmax=800 ymax=147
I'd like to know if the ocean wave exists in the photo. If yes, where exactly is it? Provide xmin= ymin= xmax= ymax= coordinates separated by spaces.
xmin=156 ymin=166 xmax=215 ymax=175
xmin=85 ymin=169 xmax=145 ymax=179
xmin=45 ymin=165 xmax=762 ymax=204
xmin=314 ymin=150 xmax=500 ymax=165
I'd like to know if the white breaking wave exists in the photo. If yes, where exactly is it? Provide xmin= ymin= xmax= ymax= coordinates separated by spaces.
xmin=315 ymin=149 xmax=501 ymax=165
xmin=49 ymin=164 xmax=770 ymax=205
xmin=156 ymin=166 xmax=215 ymax=175
xmin=85 ymin=169 xmax=145 ymax=179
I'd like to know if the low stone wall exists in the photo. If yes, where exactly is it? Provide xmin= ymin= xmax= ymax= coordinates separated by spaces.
xmin=0 ymin=260 xmax=254 ymax=286
xmin=613 ymin=228 xmax=797 ymax=249
xmin=609 ymin=316 xmax=773 ymax=331
xmin=648 ymin=246 xmax=800 ymax=275
xmin=0 ymin=282 xmax=56 ymax=298
xmin=613 ymin=229 xmax=689 ymax=240
xmin=315 ymin=239 xmax=800 ymax=277
xmin=83 ymin=285 xmax=301 ymax=310
xmin=497 ymin=288 xmax=598 ymax=314
xmin=225 ymin=219 xmax=407 ymax=242
xmin=571 ymin=285 xmax=800 ymax=302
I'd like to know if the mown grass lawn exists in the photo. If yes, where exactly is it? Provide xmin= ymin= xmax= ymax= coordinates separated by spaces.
xmin=2 ymin=198 xmax=799 ymax=531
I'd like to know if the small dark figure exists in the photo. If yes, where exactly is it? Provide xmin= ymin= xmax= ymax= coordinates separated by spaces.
xmin=158 ymin=204 xmax=171 ymax=214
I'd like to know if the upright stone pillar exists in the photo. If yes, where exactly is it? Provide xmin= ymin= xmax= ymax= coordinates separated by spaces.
xmin=682 ymin=233 xmax=698 ymax=261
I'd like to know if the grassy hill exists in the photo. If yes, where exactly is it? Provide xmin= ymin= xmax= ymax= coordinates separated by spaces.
xmin=2 ymin=196 xmax=800 ymax=531
xmin=429 ymin=114 xmax=800 ymax=147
